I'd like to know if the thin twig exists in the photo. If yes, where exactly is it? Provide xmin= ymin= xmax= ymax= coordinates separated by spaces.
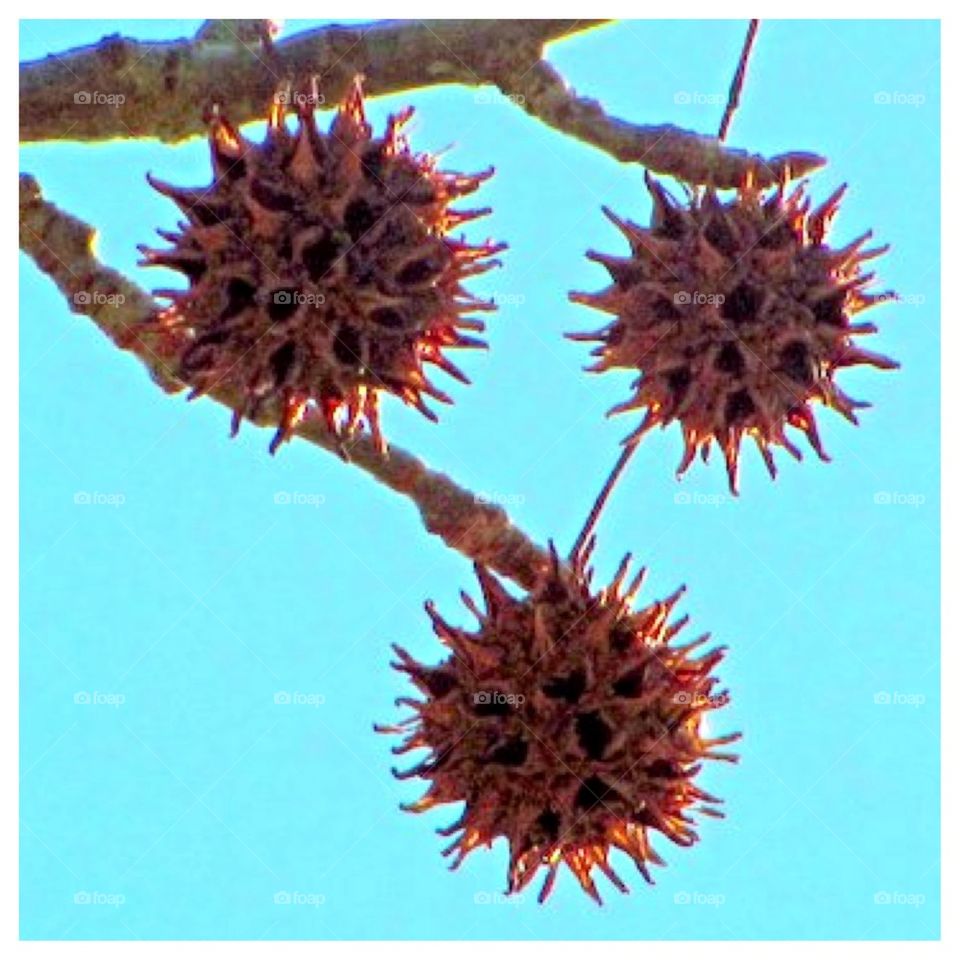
xmin=718 ymin=19 xmax=760 ymax=143
xmin=569 ymin=441 xmax=639 ymax=562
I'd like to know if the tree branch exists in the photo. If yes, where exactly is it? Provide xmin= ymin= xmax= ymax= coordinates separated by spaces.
xmin=19 ymin=173 xmax=549 ymax=590
xmin=19 ymin=18 xmax=824 ymax=187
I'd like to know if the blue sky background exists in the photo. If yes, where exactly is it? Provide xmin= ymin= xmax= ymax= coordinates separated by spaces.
xmin=20 ymin=19 xmax=939 ymax=939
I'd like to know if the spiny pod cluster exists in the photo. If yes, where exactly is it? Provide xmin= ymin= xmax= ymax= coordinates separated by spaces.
xmin=570 ymin=172 xmax=898 ymax=492
xmin=140 ymin=79 xmax=504 ymax=453
xmin=379 ymin=542 xmax=739 ymax=904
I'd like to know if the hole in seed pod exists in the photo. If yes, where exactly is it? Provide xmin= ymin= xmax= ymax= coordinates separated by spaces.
xmin=575 ymin=775 xmax=618 ymax=813
xmin=780 ymin=340 xmax=814 ymax=385
xmin=724 ymin=388 xmax=756 ymax=426
xmin=536 ymin=809 xmax=561 ymax=841
xmin=361 ymin=146 xmax=384 ymax=182
xmin=758 ymin=220 xmax=795 ymax=250
xmin=704 ymin=217 xmax=738 ymax=257
xmin=267 ymin=289 xmax=300 ymax=324
xmin=610 ymin=625 xmax=634 ymax=653
xmin=488 ymin=737 xmax=529 ymax=767
xmin=269 ymin=341 xmax=296 ymax=385
xmin=332 ymin=325 xmax=363 ymax=366
xmin=424 ymin=670 xmax=456 ymax=698
xmin=369 ymin=307 xmax=405 ymax=329
xmin=612 ymin=666 xmax=645 ymax=698
xmin=344 ymin=198 xmax=378 ymax=241
xmin=654 ymin=209 xmax=687 ymax=241
xmin=576 ymin=711 xmax=613 ymax=761
xmin=396 ymin=258 xmax=438 ymax=286
xmin=812 ymin=291 xmax=846 ymax=326
xmin=250 ymin=178 xmax=295 ymax=212
xmin=652 ymin=296 xmax=682 ymax=321
xmin=714 ymin=341 xmax=746 ymax=378
xmin=302 ymin=234 xmax=342 ymax=282
xmin=721 ymin=282 xmax=763 ymax=325
xmin=647 ymin=759 xmax=678 ymax=778
xmin=665 ymin=367 xmax=692 ymax=402
xmin=191 ymin=203 xmax=229 ymax=227
xmin=634 ymin=806 xmax=658 ymax=827
xmin=541 ymin=669 xmax=586 ymax=703
xmin=219 ymin=158 xmax=247 ymax=181
xmin=221 ymin=277 xmax=258 ymax=321
xmin=473 ymin=694 xmax=513 ymax=717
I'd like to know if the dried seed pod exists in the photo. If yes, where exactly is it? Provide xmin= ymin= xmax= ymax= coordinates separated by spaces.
xmin=569 ymin=172 xmax=898 ymax=493
xmin=140 ymin=79 xmax=505 ymax=453
xmin=378 ymin=542 xmax=738 ymax=904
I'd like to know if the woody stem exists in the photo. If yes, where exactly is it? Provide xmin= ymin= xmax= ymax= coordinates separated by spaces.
xmin=569 ymin=440 xmax=639 ymax=562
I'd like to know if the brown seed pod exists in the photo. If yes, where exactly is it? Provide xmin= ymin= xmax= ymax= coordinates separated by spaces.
xmin=378 ymin=541 xmax=738 ymax=904
xmin=569 ymin=172 xmax=898 ymax=493
xmin=140 ymin=79 xmax=505 ymax=453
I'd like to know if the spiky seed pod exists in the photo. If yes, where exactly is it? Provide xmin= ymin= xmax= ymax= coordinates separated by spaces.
xmin=569 ymin=171 xmax=899 ymax=493
xmin=139 ymin=79 xmax=505 ymax=453
xmin=378 ymin=541 xmax=738 ymax=904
